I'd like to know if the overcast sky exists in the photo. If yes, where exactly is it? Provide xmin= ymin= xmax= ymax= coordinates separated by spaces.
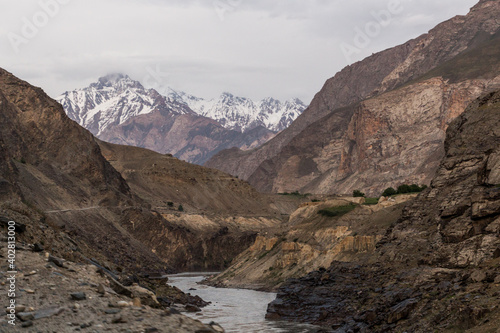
xmin=0 ymin=0 xmax=478 ymax=103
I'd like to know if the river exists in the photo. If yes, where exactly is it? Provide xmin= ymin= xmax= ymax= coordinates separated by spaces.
xmin=167 ymin=273 xmax=321 ymax=333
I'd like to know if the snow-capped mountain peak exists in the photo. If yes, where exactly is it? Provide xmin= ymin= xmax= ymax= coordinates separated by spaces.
xmin=57 ymin=74 xmax=190 ymax=136
xmin=167 ymin=89 xmax=307 ymax=133
xmin=57 ymin=74 xmax=307 ymax=136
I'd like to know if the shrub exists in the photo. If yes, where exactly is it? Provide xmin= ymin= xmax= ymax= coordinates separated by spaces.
xmin=178 ymin=204 xmax=184 ymax=212
xmin=382 ymin=187 xmax=397 ymax=197
xmin=167 ymin=202 xmax=174 ymax=207
xmin=383 ymin=184 xmax=428 ymax=197
xmin=397 ymin=184 xmax=412 ymax=194
xmin=353 ymin=190 xmax=365 ymax=197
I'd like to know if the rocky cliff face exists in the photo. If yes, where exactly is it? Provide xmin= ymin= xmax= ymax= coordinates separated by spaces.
xmin=206 ymin=0 xmax=500 ymax=196
xmin=266 ymin=91 xmax=500 ymax=332
xmin=206 ymin=195 xmax=413 ymax=291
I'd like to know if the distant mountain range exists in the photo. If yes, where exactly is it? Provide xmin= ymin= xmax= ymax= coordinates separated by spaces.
xmin=56 ymin=74 xmax=306 ymax=164
xmin=165 ymin=89 xmax=306 ymax=133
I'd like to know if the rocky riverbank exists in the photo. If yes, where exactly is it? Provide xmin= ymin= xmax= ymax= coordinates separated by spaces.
xmin=0 ymin=234 xmax=222 ymax=332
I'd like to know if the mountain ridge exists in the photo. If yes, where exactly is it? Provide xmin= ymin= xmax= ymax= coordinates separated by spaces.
xmin=206 ymin=0 xmax=500 ymax=196
xmin=165 ymin=88 xmax=307 ymax=133
xmin=56 ymin=75 xmax=305 ymax=165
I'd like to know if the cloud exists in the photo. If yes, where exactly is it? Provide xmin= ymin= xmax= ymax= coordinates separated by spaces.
xmin=0 ymin=0 xmax=479 ymax=102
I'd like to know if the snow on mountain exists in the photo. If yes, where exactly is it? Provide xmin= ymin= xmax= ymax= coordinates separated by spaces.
xmin=165 ymin=89 xmax=307 ymax=133
xmin=57 ymin=74 xmax=306 ymax=137
xmin=57 ymin=74 xmax=191 ymax=136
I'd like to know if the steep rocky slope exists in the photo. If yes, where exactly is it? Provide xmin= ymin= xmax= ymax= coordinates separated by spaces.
xmin=207 ymin=0 xmax=500 ymax=196
xmin=97 ymin=141 xmax=290 ymax=271
xmin=0 ymin=68 xmax=230 ymax=331
xmin=0 ymin=67 xmax=164 ymax=272
xmin=266 ymin=91 xmax=500 ymax=332
xmin=58 ymin=75 xmax=275 ymax=165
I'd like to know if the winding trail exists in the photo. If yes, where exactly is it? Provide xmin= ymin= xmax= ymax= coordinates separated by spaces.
xmin=44 ymin=206 xmax=101 ymax=213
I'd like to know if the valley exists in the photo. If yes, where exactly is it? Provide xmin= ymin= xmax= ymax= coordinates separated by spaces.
xmin=1 ymin=1 xmax=499 ymax=332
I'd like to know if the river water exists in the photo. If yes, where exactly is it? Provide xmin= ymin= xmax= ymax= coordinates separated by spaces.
xmin=168 ymin=273 xmax=321 ymax=333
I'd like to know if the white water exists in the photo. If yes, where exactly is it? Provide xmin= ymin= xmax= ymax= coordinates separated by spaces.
xmin=168 ymin=273 xmax=321 ymax=333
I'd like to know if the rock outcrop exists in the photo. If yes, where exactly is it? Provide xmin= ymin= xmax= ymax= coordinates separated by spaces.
xmin=206 ymin=0 xmax=500 ymax=196
xmin=266 ymin=91 xmax=500 ymax=332
xmin=206 ymin=195 xmax=412 ymax=291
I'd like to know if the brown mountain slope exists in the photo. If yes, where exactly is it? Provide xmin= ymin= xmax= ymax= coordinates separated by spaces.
xmin=99 ymin=107 xmax=275 ymax=165
xmin=266 ymin=91 xmax=500 ymax=332
xmin=206 ymin=0 xmax=500 ymax=196
xmin=97 ymin=141 xmax=289 ymax=271
xmin=97 ymin=140 xmax=281 ymax=217
xmin=0 ymin=68 xmax=284 ymax=274
xmin=0 ymin=68 xmax=166 ymax=272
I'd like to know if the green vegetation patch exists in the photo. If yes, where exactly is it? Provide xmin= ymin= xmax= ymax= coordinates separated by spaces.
xmin=363 ymin=197 xmax=379 ymax=205
xmin=318 ymin=203 xmax=357 ymax=217
xmin=278 ymin=191 xmax=310 ymax=198
xmin=381 ymin=184 xmax=427 ymax=197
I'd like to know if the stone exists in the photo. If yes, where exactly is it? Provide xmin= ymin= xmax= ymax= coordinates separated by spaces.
xmin=108 ymin=277 xmax=133 ymax=298
xmin=129 ymin=283 xmax=159 ymax=307
xmin=34 ymin=307 xmax=65 ymax=320
xmin=14 ymin=305 xmax=26 ymax=313
xmin=145 ymin=328 xmax=159 ymax=333
xmin=209 ymin=322 xmax=225 ymax=332
xmin=104 ymin=309 xmax=121 ymax=315
xmin=116 ymin=301 xmax=130 ymax=308
xmin=80 ymin=322 xmax=93 ymax=329
xmin=470 ymin=271 xmax=487 ymax=283
xmin=185 ymin=304 xmax=201 ymax=313
xmin=48 ymin=255 xmax=65 ymax=268
xmin=32 ymin=243 xmax=44 ymax=252
xmin=387 ymin=299 xmax=419 ymax=324
xmin=25 ymin=270 xmax=37 ymax=277
xmin=163 ymin=308 xmax=181 ymax=316
xmin=111 ymin=315 xmax=128 ymax=324
xmin=97 ymin=284 xmax=106 ymax=295
xmin=485 ymin=152 xmax=500 ymax=185
xmin=70 ymin=292 xmax=86 ymax=301
xmin=133 ymin=298 xmax=141 ymax=307
xmin=16 ymin=312 xmax=34 ymax=322
xmin=21 ymin=320 xmax=33 ymax=328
